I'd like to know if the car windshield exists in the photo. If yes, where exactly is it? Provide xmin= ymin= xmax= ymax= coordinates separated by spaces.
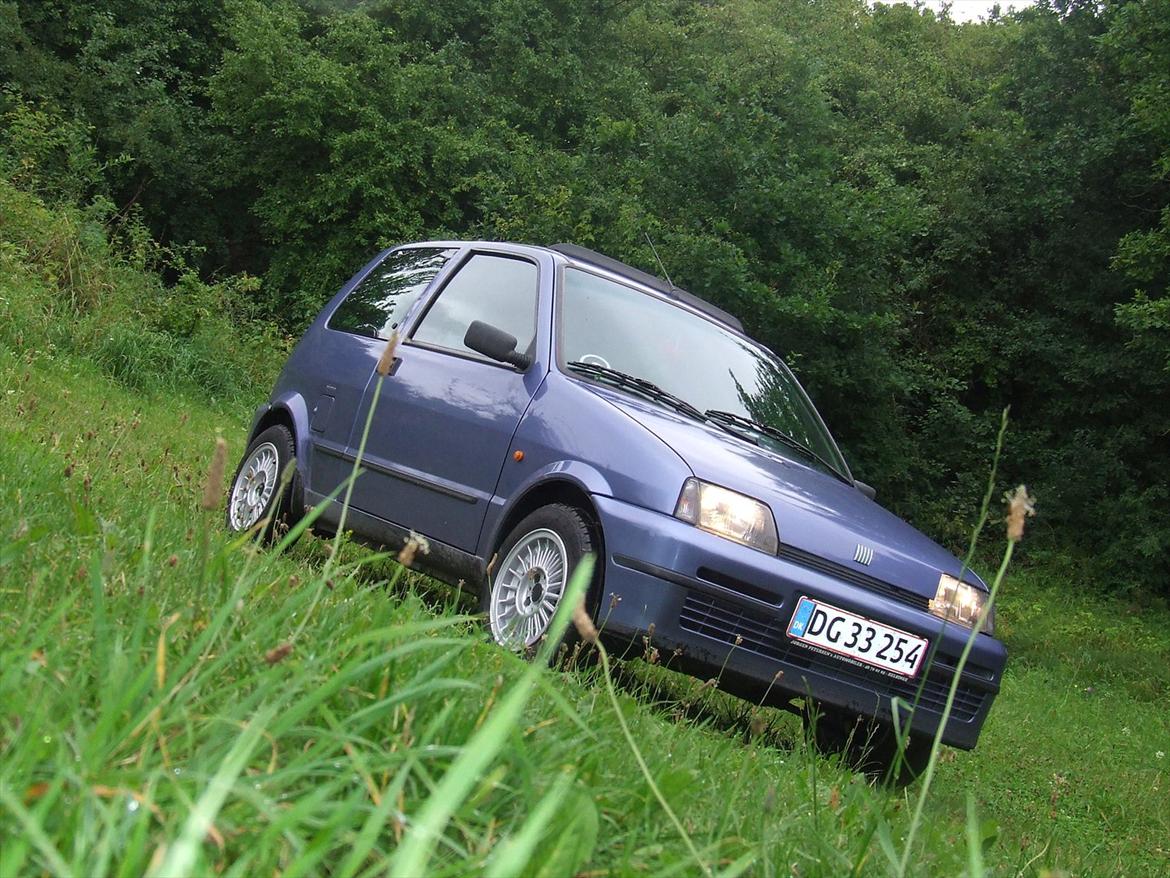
xmin=559 ymin=267 xmax=850 ymax=479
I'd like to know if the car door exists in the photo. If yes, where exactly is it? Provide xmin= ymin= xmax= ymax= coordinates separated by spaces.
xmin=342 ymin=249 xmax=549 ymax=552
xmin=303 ymin=245 xmax=458 ymax=498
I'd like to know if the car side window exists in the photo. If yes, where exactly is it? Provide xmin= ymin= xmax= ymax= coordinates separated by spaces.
xmin=411 ymin=253 xmax=538 ymax=356
xmin=328 ymin=247 xmax=457 ymax=340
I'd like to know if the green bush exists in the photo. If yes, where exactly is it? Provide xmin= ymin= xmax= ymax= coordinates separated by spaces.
xmin=2 ymin=0 xmax=1168 ymax=595
xmin=0 ymin=173 xmax=285 ymax=402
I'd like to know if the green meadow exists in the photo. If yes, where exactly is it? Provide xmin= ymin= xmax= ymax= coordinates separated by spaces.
xmin=1 ymin=273 xmax=1166 ymax=876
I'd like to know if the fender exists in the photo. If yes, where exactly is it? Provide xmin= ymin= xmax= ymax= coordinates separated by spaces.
xmin=513 ymin=458 xmax=615 ymax=498
xmin=478 ymin=372 xmax=694 ymax=558
xmin=478 ymin=459 xmax=615 ymax=559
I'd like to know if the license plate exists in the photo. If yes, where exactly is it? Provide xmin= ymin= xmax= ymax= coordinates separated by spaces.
xmin=786 ymin=596 xmax=928 ymax=678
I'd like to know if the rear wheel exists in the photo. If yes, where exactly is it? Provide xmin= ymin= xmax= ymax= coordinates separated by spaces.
xmin=225 ymin=424 xmax=303 ymax=543
xmin=484 ymin=504 xmax=599 ymax=656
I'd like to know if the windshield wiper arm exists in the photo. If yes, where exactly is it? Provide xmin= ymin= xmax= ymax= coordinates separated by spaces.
xmin=704 ymin=409 xmax=850 ymax=483
xmin=567 ymin=361 xmax=703 ymax=421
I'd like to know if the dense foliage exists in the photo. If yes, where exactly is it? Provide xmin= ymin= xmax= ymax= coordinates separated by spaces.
xmin=2 ymin=0 xmax=1167 ymax=593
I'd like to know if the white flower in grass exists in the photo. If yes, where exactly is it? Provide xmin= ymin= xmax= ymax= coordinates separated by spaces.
xmin=1157 ymin=751 xmax=1165 ymax=760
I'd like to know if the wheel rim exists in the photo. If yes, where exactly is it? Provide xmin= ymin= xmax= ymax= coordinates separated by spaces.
xmin=228 ymin=442 xmax=280 ymax=531
xmin=489 ymin=528 xmax=569 ymax=648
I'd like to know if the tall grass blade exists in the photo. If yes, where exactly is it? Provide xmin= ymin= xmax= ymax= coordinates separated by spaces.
xmin=389 ymin=556 xmax=593 ymax=877
xmin=0 ymin=785 xmax=71 ymax=877
xmin=483 ymin=771 xmax=573 ymax=878
xmin=966 ymin=792 xmax=986 ymax=878
xmin=149 ymin=704 xmax=278 ymax=877
xmin=897 ymin=409 xmax=1013 ymax=875
xmin=598 ymin=645 xmax=713 ymax=877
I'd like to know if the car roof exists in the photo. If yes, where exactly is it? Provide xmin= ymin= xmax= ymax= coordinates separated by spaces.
xmin=401 ymin=239 xmax=745 ymax=334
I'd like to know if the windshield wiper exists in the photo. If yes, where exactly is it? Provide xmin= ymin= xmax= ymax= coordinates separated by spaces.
xmin=704 ymin=409 xmax=851 ymax=483
xmin=567 ymin=361 xmax=704 ymax=421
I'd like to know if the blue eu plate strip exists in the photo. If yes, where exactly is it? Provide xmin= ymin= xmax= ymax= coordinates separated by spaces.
xmin=788 ymin=596 xmax=815 ymax=637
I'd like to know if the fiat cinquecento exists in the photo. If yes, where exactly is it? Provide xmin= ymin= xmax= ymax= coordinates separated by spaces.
xmin=227 ymin=241 xmax=1006 ymax=780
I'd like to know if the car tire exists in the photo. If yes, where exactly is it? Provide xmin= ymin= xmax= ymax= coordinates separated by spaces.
xmin=225 ymin=424 xmax=304 ymax=544
xmin=806 ymin=706 xmax=932 ymax=786
xmin=483 ymin=504 xmax=601 ymax=660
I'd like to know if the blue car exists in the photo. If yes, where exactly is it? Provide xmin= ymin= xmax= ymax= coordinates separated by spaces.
xmin=227 ymin=241 xmax=1006 ymax=779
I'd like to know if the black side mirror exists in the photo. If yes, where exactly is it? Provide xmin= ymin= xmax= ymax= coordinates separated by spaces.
xmin=464 ymin=320 xmax=532 ymax=369
xmin=855 ymin=480 xmax=876 ymax=501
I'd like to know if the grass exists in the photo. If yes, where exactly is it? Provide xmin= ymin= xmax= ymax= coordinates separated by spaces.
xmin=2 ymin=328 xmax=1168 ymax=876
xmin=1 ymin=180 xmax=1167 ymax=874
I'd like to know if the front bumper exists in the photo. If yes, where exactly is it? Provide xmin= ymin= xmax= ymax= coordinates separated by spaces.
xmin=592 ymin=495 xmax=1007 ymax=750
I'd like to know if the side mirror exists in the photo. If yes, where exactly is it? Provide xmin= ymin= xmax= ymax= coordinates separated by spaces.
xmin=855 ymin=480 xmax=876 ymax=501
xmin=464 ymin=320 xmax=532 ymax=369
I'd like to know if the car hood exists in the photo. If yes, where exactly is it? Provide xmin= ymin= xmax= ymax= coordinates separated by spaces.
xmin=590 ymin=388 xmax=978 ymax=599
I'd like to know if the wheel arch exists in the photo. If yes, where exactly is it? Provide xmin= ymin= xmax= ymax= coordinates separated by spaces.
xmin=488 ymin=478 xmax=606 ymax=576
xmin=248 ymin=395 xmax=311 ymax=464
xmin=251 ymin=405 xmax=296 ymax=444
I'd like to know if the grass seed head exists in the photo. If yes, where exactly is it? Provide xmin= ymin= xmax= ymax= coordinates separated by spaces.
xmin=1006 ymin=484 xmax=1036 ymax=542
xmin=571 ymin=599 xmax=599 ymax=643
xmin=749 ymin=711 xmax=766 ymax=739
xmin=398 ymin=531 xmax=430 ymax=567
xmin=201 ymin=437 xmax=228 ymax=510
xmin=265 ymin=643 xmax=293 ymax=665
xmin=376 ymin=332 xmax=400 ymax=376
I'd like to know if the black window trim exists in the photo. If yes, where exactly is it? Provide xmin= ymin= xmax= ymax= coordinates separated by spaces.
xmin=324 ymin=244 xmax=460 ymax=341
xmin=403 ymin=249 xmax=542 ymax=368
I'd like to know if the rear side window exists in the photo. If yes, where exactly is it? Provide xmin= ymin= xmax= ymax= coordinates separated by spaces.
xmin=328 ymin=247 xmax=456 ymax=339
xmin=411 ymin=254 xmax=538 ymax=356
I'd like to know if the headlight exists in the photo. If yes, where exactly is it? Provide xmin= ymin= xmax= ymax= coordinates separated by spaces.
xmin=674 ymin=478 xmax=778 ymax=554
xmin=930 ymin=573 xmax=994 ymax=634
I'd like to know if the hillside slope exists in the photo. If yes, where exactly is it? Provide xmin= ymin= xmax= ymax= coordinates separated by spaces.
xmin=1 ymin=191 xmax=1167 ymax=874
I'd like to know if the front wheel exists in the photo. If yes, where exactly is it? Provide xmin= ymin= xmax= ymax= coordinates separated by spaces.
xmin=225 ymin=424 xmax=303 ymax=543
xmin=483 ymin=504 xmax=599 ymax=653
xmin=806 ymin=705 xmax=933 ymax=786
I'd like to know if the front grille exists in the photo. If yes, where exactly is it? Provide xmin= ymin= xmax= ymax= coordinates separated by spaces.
xmin=678 ymin=590 xmax=787 ymax=656
xmin=778 ymin=545 xmax=931 ymax=611
xmin=679 ymin=591 xmax=986 ymax=722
